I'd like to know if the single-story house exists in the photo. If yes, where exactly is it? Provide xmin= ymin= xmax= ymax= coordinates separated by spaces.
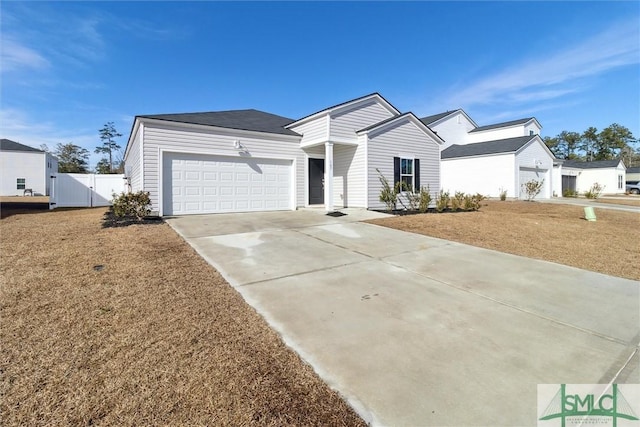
xmin=420 ymin=110 xmax=555 ymax=199
xmin=560 ymin=160 xmax=626 ymax=195
xmin=123 ymin=93 xmax=443 ymax=216
xmin=0 ymin=139 xmax=58 ymax=196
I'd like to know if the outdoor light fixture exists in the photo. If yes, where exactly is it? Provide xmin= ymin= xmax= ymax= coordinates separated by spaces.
xmin=233 ymin=140 xmax=242 ymax=149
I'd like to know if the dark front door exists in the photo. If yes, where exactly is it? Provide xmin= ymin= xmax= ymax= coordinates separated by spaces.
xmin=308 ymin=158 xmax=325 ymax=205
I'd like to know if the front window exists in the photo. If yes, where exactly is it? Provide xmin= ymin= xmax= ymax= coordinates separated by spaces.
xmin=618 ymin=175 xmax=623 ymax=189
xmin=400 ymin=158 xmax=414 ymax=191
xmin=17 ymin=178 xmax=25 ymax=190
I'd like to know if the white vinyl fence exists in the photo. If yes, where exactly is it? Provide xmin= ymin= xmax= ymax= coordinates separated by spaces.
xmin=50 ymin=173 xmax=127 ymax=209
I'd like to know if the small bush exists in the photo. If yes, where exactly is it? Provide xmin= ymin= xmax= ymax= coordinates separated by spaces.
xmin=377 ymin=169 xmax=398 ymax=212
xmin=499 ymin=187 xmax=507 ymax=201
xmin=522 ymin=179 xmax=544 ymax=201
xmin=584 ymin=182 xmax=604 ymax=199
xmin=463 ymin=193 xmax=486 ymax=211
xmin=562 ymin=189 xmax=578 ymax=198
xmin=418 ymin=186 xmax=432 ymax=213
xmin=435 ymin=190 xmax=450 ymax=213
xmin=112 ymin=191 xmax=151 ymax=220
xmin=451 ymin=191 xmax=465 ymax=211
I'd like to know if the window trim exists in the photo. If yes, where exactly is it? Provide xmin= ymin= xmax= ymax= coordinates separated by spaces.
xmin=400 ymin=158 xmax=414 ymax=191
xmin=618 ymin=174 xmax=624 ymax=190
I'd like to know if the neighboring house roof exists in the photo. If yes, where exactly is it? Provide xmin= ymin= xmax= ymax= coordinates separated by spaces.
xmin=627 ymin=166 xmax=640 ymax=173
xmin=286 ymin=92 xmax=401 ymax=129
xmin=0 ymin=138 xmax=44 ymax=152
xmin=419 ymin=111 xmax=457 ymax=126
xmin=470 ymin=117 xmax=540 ymax=133
xmin=138 ymin=109 xmax=300 ymax=136
xmin=441 ymin=135 xmax=536 ymax=159
xmin=356 ymin=112 xmax=445 ymax=144
xmin=562 ymin=160 xmax=625 ymax=169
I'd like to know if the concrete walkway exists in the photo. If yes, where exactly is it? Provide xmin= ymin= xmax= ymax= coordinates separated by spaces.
xmin=167 ymin=209 xmax=639 ymax=426
xmin=541 ymin=196 xmax=640 ymax=213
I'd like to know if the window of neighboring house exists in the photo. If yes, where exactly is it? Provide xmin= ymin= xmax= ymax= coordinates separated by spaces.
xmin=17 ymin=178 xmax=26 ymax=190
xmin=618 ymin=174 xmax=624 ymax=189
xmin=529 ymin=130 xmax=534 ymax=136
xmin=400 ymin=158 xmax=414 ymax=190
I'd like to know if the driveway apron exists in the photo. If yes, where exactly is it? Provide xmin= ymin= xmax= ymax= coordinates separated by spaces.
xmin=167 ymin=209 xmax=640 ymax=426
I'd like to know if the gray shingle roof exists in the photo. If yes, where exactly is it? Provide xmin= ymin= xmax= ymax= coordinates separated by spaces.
xmin=0 ymin=139 xmax=44 ymax=152
xmin=138 ymin=109 xmax=300 ymax=136
xmin=627 ymin=166 xmax=640 ymax=173
xmin=419 ymin=111 xmax=457 ymax=126
xmin=562 ymin=160 xmax=623 ymax=169
xmin=470 ymin=117 xmax=534 ymax=133
xmin=441 ymin=135 xmax=535 ymax=159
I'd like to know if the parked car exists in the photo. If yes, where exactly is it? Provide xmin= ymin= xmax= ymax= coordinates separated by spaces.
xmin=626 ymin=181 xmax=640 ymax=194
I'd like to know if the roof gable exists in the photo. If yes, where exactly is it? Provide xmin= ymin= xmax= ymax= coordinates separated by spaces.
xmin=356 ymin=112 xmax=444 ymax=144
xmin=442 ymin=135 xmax=536 ymax=159
xmin=0 ymin=139 xmax=44 ymax=153
xmin=470 ymin=117 xmax=540 ymax=133
xmin=138 ymin=109 xmax=300 ymax=136
xmin=285 ymin=93 xmax=400 ymax=129
xmin=562 ymin=159 xmax=625 ymax=169
xmin=420 ymin=109 xmax=478 ymax=128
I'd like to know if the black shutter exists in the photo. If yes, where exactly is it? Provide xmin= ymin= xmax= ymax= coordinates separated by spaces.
xmin=393 ymin=157 xmax=400 ymax=186
xmin=414 ymin=159 xmax=420 ymax=192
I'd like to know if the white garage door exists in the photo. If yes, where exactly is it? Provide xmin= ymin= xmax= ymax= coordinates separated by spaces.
xmin=519 ymin=167 xmax=549 ymax=199
xmin=163 ymin=153 xmax=292 ymax=215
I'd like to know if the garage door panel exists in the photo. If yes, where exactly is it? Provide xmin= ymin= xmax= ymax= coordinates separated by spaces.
xmin=164 ymin=153 xmax=292 ymax=215
xmin=519 ymin=167 xmax=549 ymax=199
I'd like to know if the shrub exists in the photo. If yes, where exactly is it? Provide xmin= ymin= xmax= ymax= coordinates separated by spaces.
xmin=522 ymin=179 xmax=544 ymax=201
xmin=584 ymin=182 xmax=604 ymax=199
xmin=499 ymin=187 xmax=507 ymax=201
xmin=377 ymin=169 xmax=398 ymax=212
xmin=463 ymin=193 xmax=486 ymax=211
xmin=112 ymin=191 xmax=151 ymax=220
xmin=418 ymin=186 xmax=432 ymax=213
xmin=435 ymin=190 xmax=450 ymax=212
xmin=562 ymin=189 xmax=578 ymax=198
xmin=451 ymin=191 xmax=465 ymax=211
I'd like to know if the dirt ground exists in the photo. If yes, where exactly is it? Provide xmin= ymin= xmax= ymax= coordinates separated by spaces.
xmin=368 ymin=200 xmax=639 ymax=282
xmin=0 ymin=208 xmax=365 ymax=426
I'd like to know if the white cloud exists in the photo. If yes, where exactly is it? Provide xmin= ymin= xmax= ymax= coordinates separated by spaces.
xmin=447 ymin=18 xmax=640 ymax=108
xmin=0 ymin=39 xmax=50 ymax=72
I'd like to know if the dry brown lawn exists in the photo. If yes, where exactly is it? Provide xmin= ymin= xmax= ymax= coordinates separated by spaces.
xmin=0 ymin=208 xmax=365 ymax=426
xmin=368 ymin=200 xmax=640 ymax=281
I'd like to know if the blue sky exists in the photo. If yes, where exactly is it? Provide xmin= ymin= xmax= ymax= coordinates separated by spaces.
xmin=1 ymin=1 xmax=639 ymax=168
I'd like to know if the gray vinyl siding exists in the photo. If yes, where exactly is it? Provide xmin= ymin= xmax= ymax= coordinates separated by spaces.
xmin=330 ymin=100 xmax=396 ymax=141
xmin=142 ymin=122 xmax=304 ymax=214
xmin=516 ymin=139 xmax=553 ymax=171
xmin=367 ymin=120 xmax=440 ymax=210
xmin=332 ymin=145 xmax=357 ymax=208
xmin=125 ymin=128 xmax=143 ymax=192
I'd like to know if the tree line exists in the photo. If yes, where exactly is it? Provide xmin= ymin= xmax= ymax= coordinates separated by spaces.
xmin=543 ymin=123 xmax=639 ymax=166
xmin=41 ymin=122 xmax=123 ymax=174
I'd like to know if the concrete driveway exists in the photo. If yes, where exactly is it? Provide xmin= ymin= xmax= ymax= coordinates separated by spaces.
xmin=167 ymin=209 xmax=639 ymax=426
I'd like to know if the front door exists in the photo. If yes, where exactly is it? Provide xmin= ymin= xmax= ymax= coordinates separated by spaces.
xmin=308 ymin=158 xmax=325 ymax=205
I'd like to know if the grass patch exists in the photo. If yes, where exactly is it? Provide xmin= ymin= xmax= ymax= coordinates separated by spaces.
xmin=0 ymin=208 xmax=365 ymax=426
xmin=368 ymin=200 xmax=640 ymax=281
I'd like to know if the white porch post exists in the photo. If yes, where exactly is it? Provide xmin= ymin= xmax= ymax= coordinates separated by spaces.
xmin=324 ymin=142 xmax=334 ymax=211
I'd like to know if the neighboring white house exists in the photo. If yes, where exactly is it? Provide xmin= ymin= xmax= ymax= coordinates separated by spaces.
xmin=123 ymin=93 xmax=442 ymax=216
xmin=420 ymin=111 xmax=554 ymax=199
xmin=0 ymin=139 xmax=58 ymax=196
xmin=560 ymin=160 xmax=626 ymax=195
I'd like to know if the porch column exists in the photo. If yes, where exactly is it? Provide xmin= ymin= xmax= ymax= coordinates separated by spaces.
xmin=324 ymin=142 xmax=334 ymax=211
